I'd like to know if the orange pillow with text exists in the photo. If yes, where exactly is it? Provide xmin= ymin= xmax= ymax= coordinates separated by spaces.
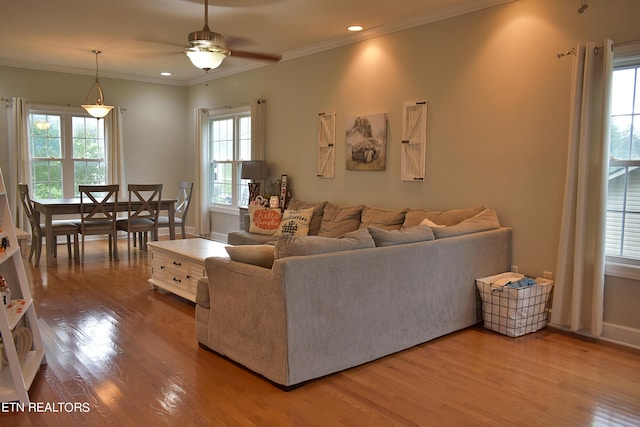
xmin=248 ymin=205 xmax=282 ymax=235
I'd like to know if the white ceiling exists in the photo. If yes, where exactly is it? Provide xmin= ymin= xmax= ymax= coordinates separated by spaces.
xmin=0 ymin=0 xmax=514 ymax=86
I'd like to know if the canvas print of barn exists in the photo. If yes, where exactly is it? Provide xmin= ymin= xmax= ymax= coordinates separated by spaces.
xmin=345 ymin=113 xmax=387 ymax=171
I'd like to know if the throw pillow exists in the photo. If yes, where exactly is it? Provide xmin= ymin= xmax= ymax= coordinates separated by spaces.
xmin=419 ymin=217 xmax=445 ymax=228
xmin=318 ymin=203 xmax=364 ymax=237
xmin=274 ymin=207 xmax=315 ymax=236
xmin=274 ymin=228 xmax=375 ymax=259
xmin=368 ymin=225 xmax=435 ymax=247
xmin=286 ymin=199 xmax=327 ymax=235
xmin=402 ymin=206 xmax=485 ymax=228
xmin=248 ymin=205 xmax=282 ymax=235
xmin=432 ymin=208 xmax=501 ymax=239
xmin=360 ymin=207 xmax=407 ymax=230
xmin=225 ymin=245 xmax=275 ymax=269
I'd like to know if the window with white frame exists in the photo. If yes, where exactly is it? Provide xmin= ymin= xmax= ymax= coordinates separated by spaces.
xmin=208 ymin=107 xmax=252 ymax=208
xmin=28 ymin=109 xmax=107 ymax=199
xmin=606 ymin=46 xmax=640 ymax=265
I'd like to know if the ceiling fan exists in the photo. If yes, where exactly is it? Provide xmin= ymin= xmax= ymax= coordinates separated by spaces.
xmin=185 ymin=0 xmax=281 ymax=72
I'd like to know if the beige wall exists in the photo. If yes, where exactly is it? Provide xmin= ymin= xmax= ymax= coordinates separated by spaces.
xmin=0 ymin=67 xmax=189 ymax=202
xmin=188 ymin=0 xmax=640 ymax=276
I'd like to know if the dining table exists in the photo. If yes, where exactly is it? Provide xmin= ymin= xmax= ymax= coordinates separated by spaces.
xmin=32 ymin=197 xmax=177 ymax=266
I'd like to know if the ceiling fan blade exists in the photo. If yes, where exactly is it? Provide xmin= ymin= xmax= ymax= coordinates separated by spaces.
xmin=230 ymin=50 xmax=281 ymax=62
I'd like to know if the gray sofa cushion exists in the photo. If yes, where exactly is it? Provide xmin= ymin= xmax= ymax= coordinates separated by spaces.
xmin=368 ymin=225 xmax=434 ymax=247
xmin=318 ymin=203 xmax=364 ymax=237
xmin=287 ymin=199 xmax=327 ymax=235
xmin=360 ymin=206 xmax=407 ymax=230
xmin=274 ymin=228 xmax=374 ymax=259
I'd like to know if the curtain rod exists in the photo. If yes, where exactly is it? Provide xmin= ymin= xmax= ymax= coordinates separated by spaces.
xmin=1 ymin=97 xmax=76 ymax=108
xmin=1 ymin=97 xmax=125 ymax=112
xmin=556 ymin=44 xmax=608 ymax=59
xmin=557 ymin=38 xmax=640 ymax=59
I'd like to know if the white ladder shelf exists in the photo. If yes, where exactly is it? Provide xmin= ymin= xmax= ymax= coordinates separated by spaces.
xmin=0 ymin=168 xmax=46 ymax=404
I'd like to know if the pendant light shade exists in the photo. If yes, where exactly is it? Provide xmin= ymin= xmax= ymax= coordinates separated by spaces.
xmin=82 ymin=50 xmax=113 ymax=118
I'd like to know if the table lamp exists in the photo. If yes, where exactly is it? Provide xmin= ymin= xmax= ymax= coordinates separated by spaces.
xmin=241 ymin=160 xmax=268 ymax=203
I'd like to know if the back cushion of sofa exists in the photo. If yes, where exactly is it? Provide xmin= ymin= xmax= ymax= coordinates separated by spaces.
xmin=431 ymin=208 xmax=501 ymax=239
xmin=359 ymin=207 xmax=407 ymax=230
xmin=274 ymin=228 xmax=375 ymax=259
xmin=402 ymin=206 xmax=485 ymax=228
xmin=286 ymin=199 xmax=327 ymax=235
xmin=318 ymin=203 xmax=364 ymax=237
xmin=368 ymin=225 xmax=435 ymax=247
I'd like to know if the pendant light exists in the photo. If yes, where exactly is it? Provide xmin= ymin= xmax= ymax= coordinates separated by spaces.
xmin=81 ymin=50 xmax=114 ymax=118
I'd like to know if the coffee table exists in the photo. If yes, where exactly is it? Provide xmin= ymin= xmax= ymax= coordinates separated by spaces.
xmin=147 ymin=238 xmax=228 ymax=302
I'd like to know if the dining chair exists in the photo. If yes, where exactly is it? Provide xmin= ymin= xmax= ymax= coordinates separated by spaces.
xmin=18 ymin=184 xmax=79 ymax=266
xmin=78 ymin=184 xmax=120 ymax=263
xmin=116 ymin=184 xmax=163 ymax=254
xmin=158 ymin=181 xmax=193 ymax=239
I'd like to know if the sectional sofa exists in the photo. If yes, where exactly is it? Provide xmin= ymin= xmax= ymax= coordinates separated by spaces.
xmin=196 ymin=201 xmax=512 ymax=387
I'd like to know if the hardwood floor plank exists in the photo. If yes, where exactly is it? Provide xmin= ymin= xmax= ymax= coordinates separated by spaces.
xmin=0 ymin=239 xmax=638 ymax=426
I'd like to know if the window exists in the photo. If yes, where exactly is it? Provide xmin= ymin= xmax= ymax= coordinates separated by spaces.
xmin=29 ymin=109 xmax=106 ymax=199
xmin=208 ymin=108 xmax=252 ymax=208
xmin=606 ymin=57 xmax=640 ymax=264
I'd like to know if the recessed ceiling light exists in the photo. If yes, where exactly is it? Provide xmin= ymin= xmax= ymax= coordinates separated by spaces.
xmin=161 ymin=72 xmax=172 ymax=76
xmin=347 ymin=25 xmax=364 ymax=32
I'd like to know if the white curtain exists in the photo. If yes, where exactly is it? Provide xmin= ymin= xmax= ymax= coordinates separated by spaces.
xmin=195 ymin=100 xmax=265 ymax=238
xmin=251 ymin=98 xmax=266 ymax=160
xmin=105 ymin=106 xmax=127 ymax=191
xmin=551 ymin=40 xmax=614 ymax=337
xmin=6 ymin=97 xmax=30 ymax=228
xmin=6 ymin=100 xmax=125 ymax=225
xmin=194 ymin=108 xmax=210 ymax=237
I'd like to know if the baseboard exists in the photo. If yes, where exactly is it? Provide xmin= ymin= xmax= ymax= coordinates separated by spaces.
xmin=601 ymin=322 xmax=640 ymax=350
xmin=209 ymin=232 xmax=227 ymax=243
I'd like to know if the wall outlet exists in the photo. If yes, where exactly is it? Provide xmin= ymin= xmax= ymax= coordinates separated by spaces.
xmin=511 ymin=265 xmax=519 ymax=273
xmin=543 ymin=271 xmax=553 ymax=279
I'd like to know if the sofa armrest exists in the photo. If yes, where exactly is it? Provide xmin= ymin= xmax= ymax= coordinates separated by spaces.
xmin=196 ymin=277 xmax=210 ymax=309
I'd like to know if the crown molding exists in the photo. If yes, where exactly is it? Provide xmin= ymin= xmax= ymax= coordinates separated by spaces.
xmin=190 ymin=0 xmax=515 ymax=85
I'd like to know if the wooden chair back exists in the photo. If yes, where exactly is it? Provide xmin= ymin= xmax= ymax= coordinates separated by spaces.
xmin=79 ymin=184 xmax=120 ymax=230
xmin=127 ymin=184 xmax=163 ymax=225
xmin=175 ymin=181 xmax=193 ymax=219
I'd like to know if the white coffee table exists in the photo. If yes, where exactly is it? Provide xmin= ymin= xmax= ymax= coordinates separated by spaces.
xmin=147 ymin=238 xmax=228 ymax=302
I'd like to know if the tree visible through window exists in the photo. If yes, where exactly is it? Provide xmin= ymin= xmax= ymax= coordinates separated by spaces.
xmin=29 ymin=111 xmax=106 ymax=199
xmin=606 ymin=64 xmax=640 ymax=261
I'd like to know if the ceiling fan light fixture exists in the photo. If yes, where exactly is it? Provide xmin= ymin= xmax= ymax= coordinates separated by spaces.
xmin=186 ymin=45 xmax=229 ymax=71
xmin=82 ymin=50 xmax=113 ymax=119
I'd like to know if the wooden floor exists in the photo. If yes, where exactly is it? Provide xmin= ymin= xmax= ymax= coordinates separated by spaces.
xmin=1 ymin=239 xmax=639 ymax=426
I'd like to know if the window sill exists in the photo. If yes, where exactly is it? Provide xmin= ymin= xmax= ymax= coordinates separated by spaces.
xmin=209 ymin=205 xmax=240 ymax=216
xmin=605 ymin=262 xmax=640 ymax=281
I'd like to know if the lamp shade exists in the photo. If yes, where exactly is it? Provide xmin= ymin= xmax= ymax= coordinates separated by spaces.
xmin=241 ymin=160 xmax=268 ymax=180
